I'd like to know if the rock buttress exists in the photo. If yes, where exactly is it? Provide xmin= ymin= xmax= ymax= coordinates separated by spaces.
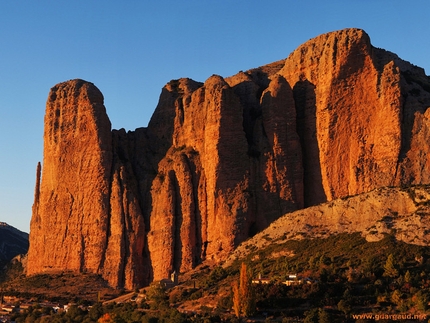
xmin=147 ymin=74 xmax=304 ymax=280
xmin=28 ymin=80 xmax=147 ymax=289
xmin=279 ymin=28 xmax=430 ymax=205
xmin=28 ymin=80 xmax=113 ymax=276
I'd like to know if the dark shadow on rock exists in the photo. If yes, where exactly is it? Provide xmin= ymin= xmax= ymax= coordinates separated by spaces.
xmin=293 ymin=80 xmax=327 ymax=206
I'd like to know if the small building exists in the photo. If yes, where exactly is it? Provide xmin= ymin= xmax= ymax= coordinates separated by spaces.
xmin=283 ymin=274 xmax=303 ymax=286
xmin=252 ymin=273 xmax=271 ymax=284
xmin=2 ymin=296 xmax=18 ymax=304
xmin=283 ymin=274 xmax=314 ymax=286
xmin=19 ymin=303 xmax=34 ymax=310
xmin=160 ymin=271 xmax=178 ymax=289
xmin=1 ymin=305 xmax=15 ymax=313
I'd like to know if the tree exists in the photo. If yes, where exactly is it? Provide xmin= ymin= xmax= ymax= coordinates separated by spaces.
xmin=309 ymin=256 xmax=317 ymax=270
xmin=89 ymin=302 xmax=104 ymax=321
xmin=98 ymin=313 xmax=114 ymax=323
xmin=391 ymin=289 xmax=403 ymax=306
xmin=232 ymin=281 xmax=241 ymax=318
xmin=232 ymin=263 xmax=256 ymax=318
xmin=239 ymin=262 xmax=255 ymax=316
xmin=66 ymin=305 xmax=86 ymax=322
xmin=413 ymin=291 xmax=428 ymax=312
xmin=203 ymin=266 xmax=227 ymax=288
xmin=146 ymin=282 xmax=169 ymax=310
xmin=404 ymin=270 xmax=411 ymax=283
xmin=383 ymin=254 xmax=399 ymax=278
xmin=337 ymin=299 xmax=351 ymax=317
xmin=363 ymin=255 xmax=380 ymax=276
xmin=318 ymin=308 xmax=331 ymax=323
xmin=303 ymin=308 xmax=319 ymax=323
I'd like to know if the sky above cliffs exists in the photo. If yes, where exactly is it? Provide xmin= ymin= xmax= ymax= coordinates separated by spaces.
xmin=1 ymin=1 xmax=429 ymax=233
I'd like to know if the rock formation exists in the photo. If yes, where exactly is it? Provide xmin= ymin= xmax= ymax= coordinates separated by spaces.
xmin=27 ymin=28 xmax=430 ymax=289
xmin=279 ymin=28 xmax=430 ymax=204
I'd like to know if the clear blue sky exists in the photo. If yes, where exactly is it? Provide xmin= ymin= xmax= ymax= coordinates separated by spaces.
xmin=1 ymin=1 xmax=429 ymax=233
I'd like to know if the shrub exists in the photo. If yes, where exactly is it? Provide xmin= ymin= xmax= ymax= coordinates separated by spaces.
xmin=202 ymin=267 xmax=227 ymax=289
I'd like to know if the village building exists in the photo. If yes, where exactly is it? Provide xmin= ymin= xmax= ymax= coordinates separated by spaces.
xmin=251 ymin=273 xmax=271 ymax=284
xmin=160 ymin=270 xmax=178 ymax=289
xmin=283 ymin=274 xmax=303 ymax=286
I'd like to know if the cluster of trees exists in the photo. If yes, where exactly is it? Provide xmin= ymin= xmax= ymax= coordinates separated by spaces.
xmin=8 ymin=291 xmax=193 ymax=323
xmin=228 ymin=233 xmax=430 ymax=321
xmin=7 ymin=233 xmax=430 ymax=322
xmin=9 ymin=302 xmax=144 ymax=323
xmin=8 ymin=281 xmax=229 ymax=323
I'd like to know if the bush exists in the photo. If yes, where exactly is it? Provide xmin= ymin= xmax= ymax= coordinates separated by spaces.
xmin=217 ymin=293 xmax=233 ymax=310
xmin=189 ymin=289 xmax=203 ymax=300
xmin=146 ymin=283 xmax=169 ymax=310
xmin=202 ymin=267 xmax=227 ymax=289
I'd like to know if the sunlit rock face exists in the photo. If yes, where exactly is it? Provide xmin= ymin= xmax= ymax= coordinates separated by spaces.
xmin=27 ymin=28 xmax=430 ymax=289
xmin=279 ymin=28 xmax=430 ymax=204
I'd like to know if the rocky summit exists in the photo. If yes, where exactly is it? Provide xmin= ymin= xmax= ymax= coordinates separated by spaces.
xmin=27 ymin=28 xmax=430 ymax=289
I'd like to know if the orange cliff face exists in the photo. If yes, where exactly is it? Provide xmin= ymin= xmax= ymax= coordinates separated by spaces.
xmin=28 ymin=80 xmax=146 ymax=289
xmin=29 ymin=80 xmax=113 ymax=277
xmin=281 ymin=29 xmax=401 ymax=203
xmin=278 ymin=28 xmax=430 ymax=203
xmin=27 ymin=28 xmax=430 ymax=289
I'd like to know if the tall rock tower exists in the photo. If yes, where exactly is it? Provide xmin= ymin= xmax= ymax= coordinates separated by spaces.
xmin=28 ymin=80 xmax=146 ymax=289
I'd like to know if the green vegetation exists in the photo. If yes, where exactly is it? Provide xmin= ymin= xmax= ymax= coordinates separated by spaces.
xmin=181 ymin=232 xmax=430 ymax=321
xmin=5 ymin=232 xmax=430 ymax=322
xmin=0 ymin=272 xmax=120 ymax=303
xmin=9 ymin=301 xmax=186 ymax=323
xmin=8 ymin=288 xmax=213 ymax=323
xmin=232 ymin=263 xmax=256 ymax=318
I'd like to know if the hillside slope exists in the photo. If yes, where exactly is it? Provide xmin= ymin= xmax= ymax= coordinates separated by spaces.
xmin=225 ymin=185 xmax=430 ymax=266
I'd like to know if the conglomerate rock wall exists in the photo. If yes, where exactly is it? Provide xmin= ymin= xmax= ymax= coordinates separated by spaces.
xmin=27 ymin=28 xmax=430 ymax=289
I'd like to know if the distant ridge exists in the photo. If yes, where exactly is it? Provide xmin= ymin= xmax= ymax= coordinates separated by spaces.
xmin=0 ymin=222 xmax=29 ymax=266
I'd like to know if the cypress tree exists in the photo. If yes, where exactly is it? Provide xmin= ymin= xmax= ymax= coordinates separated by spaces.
xmin=383 ymin=254 xmax=399 ymax=278
xmin=232 ymin=281 xmax=241 ymax=318
xmin=233 ymin=263 xmax=256 ymax=317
